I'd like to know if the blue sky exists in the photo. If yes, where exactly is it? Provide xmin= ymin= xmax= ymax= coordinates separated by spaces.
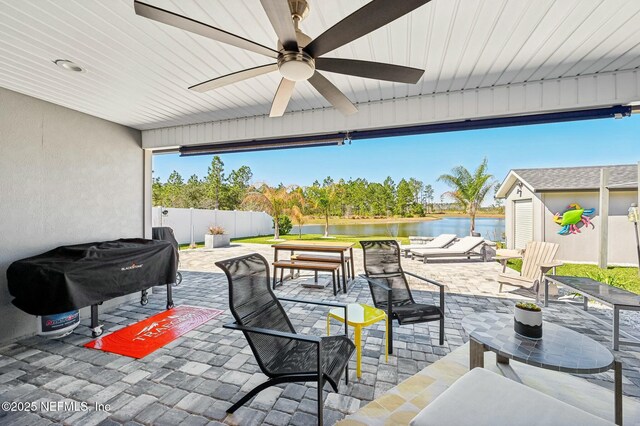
xmin=153 ymin=115 xmax=640 ymax=199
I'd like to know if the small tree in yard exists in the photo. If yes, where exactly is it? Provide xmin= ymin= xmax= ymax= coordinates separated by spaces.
xmin=242 ymin=184 xmax=301 ymax=240
xmin=274 ymin=215 xmax=293 ymax=236
xmin=308 ymin=184 xmax=336 ymax=238
xmin=290 ymin=205 xmax=306 ymax=239
xmin=438 ymin=158 xmax=494 ymax=235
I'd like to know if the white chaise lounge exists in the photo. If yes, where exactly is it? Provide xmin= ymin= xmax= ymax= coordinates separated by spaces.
xmin=410 ymin=368 xmax=613 ymax=426
xmin=410 ymin=236 xmax=487 ymax=263
xmin=399 ymin=234 xmax=457 ymax=257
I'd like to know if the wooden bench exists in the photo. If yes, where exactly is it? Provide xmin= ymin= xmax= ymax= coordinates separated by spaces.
xmin=272 ymin=260 xmax=341 ymax=296
xmin=290 ymin=253 xmax=351 ymax=279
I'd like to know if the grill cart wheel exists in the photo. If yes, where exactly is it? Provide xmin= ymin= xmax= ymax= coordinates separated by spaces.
xmin=140 ymin=290 xmax=149 ymax=306
xmin=91 ymin=325 xmax=103 ymax=338
xmin=176 ymin=272 xmax=182 ymax=286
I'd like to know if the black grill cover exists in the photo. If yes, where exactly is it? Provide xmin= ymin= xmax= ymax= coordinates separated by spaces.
xmin=7 ymin=239 xmax=177 ymax=316
xmin=152 ymin=227 xmax=179 ymax=264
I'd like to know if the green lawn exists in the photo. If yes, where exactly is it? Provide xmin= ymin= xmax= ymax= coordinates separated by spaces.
xmin=179 ymin=234 xmax=409 ymax=250
xmin=232 ymin=234 xmax=409 ymax=249
xmin=507 ymin=259 xmax=640 ymax=294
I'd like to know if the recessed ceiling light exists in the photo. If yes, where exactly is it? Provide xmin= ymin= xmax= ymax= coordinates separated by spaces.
xmin=53 ymin=59 xmax=85 ymax=73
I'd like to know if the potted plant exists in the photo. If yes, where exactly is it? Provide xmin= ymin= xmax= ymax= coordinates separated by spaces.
xmin=204 ymin=226 xmax=230 ymax=248
xmin=514 ymin=302 xmax=542 ymax=339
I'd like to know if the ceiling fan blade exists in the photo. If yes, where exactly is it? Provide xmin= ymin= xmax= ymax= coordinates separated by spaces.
xmin=315 ymin=58 xmax=424 ymax=84
xmin=308 ymin=72 xmax=357 ymax=116
xmin=270 ymin=78 xmax=296 ymax=117
xmin=134 ymin=1 xmax=279 ymax=58
xmin=189 ymin=63 xmax=278 ymax=92
xmin=304 ymin=0 xmax=432 ymax=58
xmin=260 ymin=0 xmax=298 ymax=52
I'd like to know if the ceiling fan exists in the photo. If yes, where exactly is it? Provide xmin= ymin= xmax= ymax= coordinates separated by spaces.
xmin=134 ymin=0 xmax=430 ymax=117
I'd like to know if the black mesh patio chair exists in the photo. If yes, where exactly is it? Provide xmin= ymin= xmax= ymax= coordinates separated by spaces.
xmin=215 ymin=253 xmax=355 ymax=425
xmin=360 ymin=240 xmax=445 ymax=353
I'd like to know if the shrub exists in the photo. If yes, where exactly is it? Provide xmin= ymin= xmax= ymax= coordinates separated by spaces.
xmin=273 ymin=215 xmax=293 ymax=235
xmin=208 ymin=226 xmax=225 ymax=235
xmin=515 ymin=302 xmax=541 ymax=312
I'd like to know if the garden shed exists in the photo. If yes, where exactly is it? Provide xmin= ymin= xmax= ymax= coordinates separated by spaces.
xmin=496 ymin=163 xmax=639 ymax=266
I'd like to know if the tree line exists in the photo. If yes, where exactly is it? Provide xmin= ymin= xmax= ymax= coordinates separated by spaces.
xmin=152 ymin=157 xmax=441 ymax=217
xmin=153 ymin=156 xmax=500 ymax=236
xmin=153 ymin=156 xmax=252 ymax=210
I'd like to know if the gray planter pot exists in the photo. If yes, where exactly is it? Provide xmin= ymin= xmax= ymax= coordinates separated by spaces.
xmin=205 ymin=234 xmax=230 ymax=248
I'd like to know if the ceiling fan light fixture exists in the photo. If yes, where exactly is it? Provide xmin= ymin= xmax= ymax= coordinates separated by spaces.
xmin=278 ymin=51 xmax=314 ymax=81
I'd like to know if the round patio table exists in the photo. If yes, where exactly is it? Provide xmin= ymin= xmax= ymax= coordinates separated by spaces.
xmin=462 ymin=312 xmax=622 ymax=425
xmin=327 ymin=303 xmax=388 ymax=378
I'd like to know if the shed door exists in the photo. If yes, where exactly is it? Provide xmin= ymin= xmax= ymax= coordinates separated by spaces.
xmin=514 ymin=199 xmax=533 ymax=250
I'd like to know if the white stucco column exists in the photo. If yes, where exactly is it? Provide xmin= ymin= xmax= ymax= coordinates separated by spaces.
xmin=598 ymin=168 xmax=610 ymax=269
xmin=143 ymin=149 xmax=153 ymax=239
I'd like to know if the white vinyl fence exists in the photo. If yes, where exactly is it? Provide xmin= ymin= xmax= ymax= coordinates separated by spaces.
xmin=152 ymin=207 xmax=273 ymax=245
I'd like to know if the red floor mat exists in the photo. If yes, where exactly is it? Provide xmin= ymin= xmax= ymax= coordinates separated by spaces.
xmin=85 ymin=305 xmax=223 ymax=358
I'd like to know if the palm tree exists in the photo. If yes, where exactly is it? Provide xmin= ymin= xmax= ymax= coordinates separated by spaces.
xmin=242 ymin=184 xmax=300 ymax=240
xmin=290 ymin=205 xmax=306 ymax=239
xmin=438 ymin=158 xmax=494 ymax=235
xmin=308 ymin=184 xmax=336 ymax=238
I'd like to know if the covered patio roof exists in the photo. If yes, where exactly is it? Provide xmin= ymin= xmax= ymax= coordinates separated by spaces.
xmin=1 ymin=0 xmax=640 ymax=150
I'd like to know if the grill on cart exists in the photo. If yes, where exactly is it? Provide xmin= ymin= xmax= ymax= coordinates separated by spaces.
xmin=7 ymin=238 xmax=177 ymax=337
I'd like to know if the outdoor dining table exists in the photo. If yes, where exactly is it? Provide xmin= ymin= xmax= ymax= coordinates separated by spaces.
xmin=271 ymin=241 xmax=355 ymax=293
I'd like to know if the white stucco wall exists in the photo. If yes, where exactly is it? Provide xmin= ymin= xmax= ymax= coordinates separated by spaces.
xmin=542 ymin=191 xmax=638 ymax=265
xmin=0 ymin=87 xmax=144 ymax=344
xmin=504 ymin=182 xmax=638 ymax=265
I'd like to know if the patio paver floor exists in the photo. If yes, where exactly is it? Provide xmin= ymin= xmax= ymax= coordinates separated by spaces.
xmin=0 ymin=243 xmax=638 ymax=425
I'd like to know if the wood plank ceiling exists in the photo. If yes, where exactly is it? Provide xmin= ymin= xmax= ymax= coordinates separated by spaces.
xmin=1 ymin=0 xmax=639 ymax=130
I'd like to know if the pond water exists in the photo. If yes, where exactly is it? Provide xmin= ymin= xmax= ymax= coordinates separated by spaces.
xmin=292 ymin=217 xmax=505 ymax=240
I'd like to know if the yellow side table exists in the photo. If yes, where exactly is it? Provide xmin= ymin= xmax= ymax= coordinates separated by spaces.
xmin=326 ymin=303 xmax=388 ymax=378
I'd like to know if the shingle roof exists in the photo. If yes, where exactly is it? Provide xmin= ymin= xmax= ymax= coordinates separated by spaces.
xmin=512 ymin=164 xmax=637 ymax=192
